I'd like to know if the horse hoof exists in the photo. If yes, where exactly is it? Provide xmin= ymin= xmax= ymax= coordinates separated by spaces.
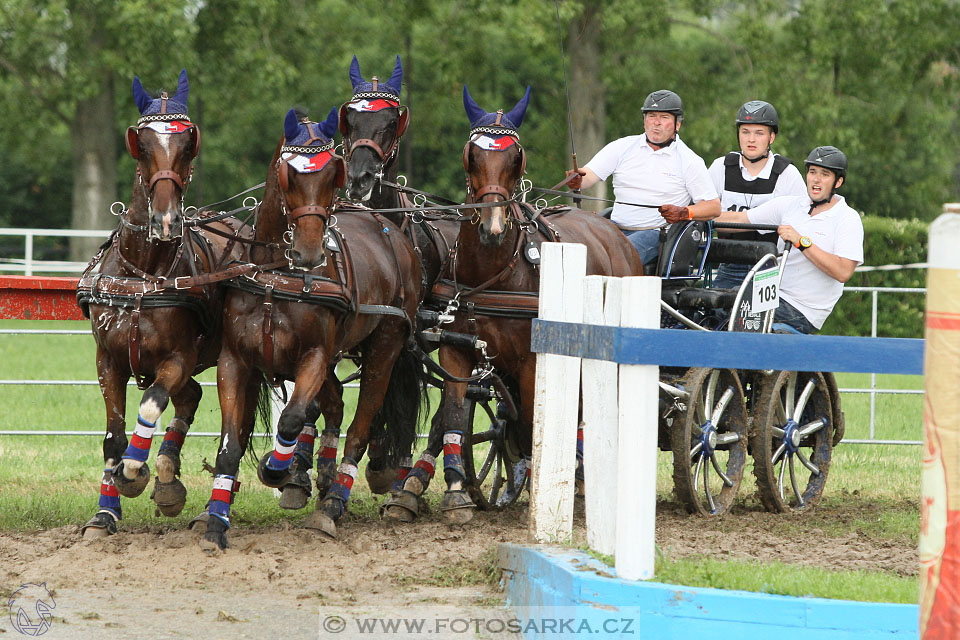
xmin=303 ymin=511 xmax=338 ymax=538
xmin=80 ymin=511 xmax=117 ymax=538
xmin=199 ymin=533 xmax=228 ymax=554
xmin=150 ymin=477 xmax=187 ymax=517
xmin=279 ymin=486 xmax=310 ymax=510
xmin=440 ymin=490 xmax=475 ymax=525
xmin=187 ymin=509 xmax=209 ymax=531
xmin=381 ymin=490 xmax=420 ymax=522
xmin=256 ymin=452 xmax=291 ymax=489
xmin=112 ymin=462 xmax=150 ymax=498
xmin=365 ymin=465 xmax=397 ymax=495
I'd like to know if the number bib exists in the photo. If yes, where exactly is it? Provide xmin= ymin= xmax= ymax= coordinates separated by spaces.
xmin=751 ymin=265 xmax=781 ymax=313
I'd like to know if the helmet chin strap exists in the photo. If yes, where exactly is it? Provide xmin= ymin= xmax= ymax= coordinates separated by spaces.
xmin=648 ymin=123 xmax=679 ymax=150
xmin=807 ymin=180 xmax=839 ymax=215
xmin=742 ymin=150 xmax=770 ymax=164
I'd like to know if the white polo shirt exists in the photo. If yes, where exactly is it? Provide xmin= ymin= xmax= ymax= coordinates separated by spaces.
xmin=746 ymin=195 xmax=864 ymax=329
xmin=585 ymin=134 xmax=718 ymax=228
xmin=708 ymin=153 xmax=807 ymax=212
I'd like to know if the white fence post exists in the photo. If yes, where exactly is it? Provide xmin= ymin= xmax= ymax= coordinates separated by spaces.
xmin=581 ymin=276 xmax=622 ymax=557
xmin=530 ymin=242 xmax=586 ymax=543
xmin=615 ymin=276 xmax=661 ymax=580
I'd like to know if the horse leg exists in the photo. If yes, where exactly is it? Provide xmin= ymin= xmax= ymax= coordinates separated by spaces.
xmin=200 ymin=351 xmax=260 ymax=552
xmin=314 ymin=370 xmax=345 ymax=497
xmin=364 ymin=413 xmax=398 ymax=494
xmin=435 ymin=346 xmax=477 ymax=524
xmin=151 ymin=378 xmax=201 ymax=517
xmin=381 ymin=404 xmax=443 ymax=522
xmin=112 ymin=357 xmax=193 ymax=498
xmin=81 ymin=349 xmax=128 ymax=538
xmin=308 ymin=327 xmax=411 ymax=538
xmin=278 ymin=393 xmax=323 ymax=510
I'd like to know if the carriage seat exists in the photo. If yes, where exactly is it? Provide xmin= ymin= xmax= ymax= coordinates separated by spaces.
xmin=705 ymin=238 xmax=778 ymax=266
xmin=655 ymin=220 xmax=709 ymax=279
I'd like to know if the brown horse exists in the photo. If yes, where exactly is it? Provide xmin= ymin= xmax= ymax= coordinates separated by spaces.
xmin=200 ymin=107 xmax=425 ymax=551
xmin=278 ymin=55 xmax=458 ymax=506
xmin=77 ymin=70 xmax=246 ymax=537
xmin=383 ymin=86 xmax=643 ymax=524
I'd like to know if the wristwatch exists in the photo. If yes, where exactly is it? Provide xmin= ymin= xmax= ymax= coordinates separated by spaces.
xmin=795 ymin=236 xmax=812 ymax=251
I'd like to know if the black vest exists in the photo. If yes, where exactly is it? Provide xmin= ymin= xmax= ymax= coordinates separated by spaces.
xmin=723 ymin=152 xmax=792 ymax=195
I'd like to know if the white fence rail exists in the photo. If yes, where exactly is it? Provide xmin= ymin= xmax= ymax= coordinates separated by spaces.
xmin=0 ymin=227 xmax=111 ymax=275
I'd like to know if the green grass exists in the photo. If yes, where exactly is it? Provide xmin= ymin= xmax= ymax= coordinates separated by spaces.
xmin=0 ymin=319 xmax=925 ymax=604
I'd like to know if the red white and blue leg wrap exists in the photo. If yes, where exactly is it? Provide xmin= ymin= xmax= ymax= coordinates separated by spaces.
xmin=390 ymin=456 xmax=414 ymax=492
xmin=294 ymin=424 xmax=317 ymax=466
xmin=327 ymin=458 xmax=358 ymax=504
xmin=406 ymin=452 xmax=436 ymax=488
xmin=157 ymin=420 xmax=188 ymax=458
xmin=575 ymin=424 xmax=584 ymax=480
xmin=265 ymin=433 xmax=298 ymax=472
xmin=208 ymin=474 xmax=238 ymax=527
xmin=443 ymin=431 xmax=465 ymax=481
xmin=98 ymin=468 xmax=121 ymax=519
xmin=122 ymin=414 xmax=157 ymax=463
xmin=316 ymin=428 xmax=340 ymax=475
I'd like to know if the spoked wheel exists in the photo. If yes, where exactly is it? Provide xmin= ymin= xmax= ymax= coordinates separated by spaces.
xmin=461 ymin=389 xmax=526 ymax=510
xmin=752 ymin=370 xmax=834 ymax=512
xmin=670 ymin=367 xmax=749 ymax=516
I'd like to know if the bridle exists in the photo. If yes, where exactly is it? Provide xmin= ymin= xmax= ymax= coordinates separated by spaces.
xmin=338 ymin=95 xmax=409 ymax=180
xmin=274 ymin=127 xmax=346 ymax=269
xmin=124 ymin=104 xmax=201 ymax=236
xmin=462 ymin=122 xmax=527 ymax=225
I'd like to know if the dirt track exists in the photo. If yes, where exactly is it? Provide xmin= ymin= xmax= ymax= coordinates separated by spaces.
xmin=0 ymin=497 xmax=916 ymax=639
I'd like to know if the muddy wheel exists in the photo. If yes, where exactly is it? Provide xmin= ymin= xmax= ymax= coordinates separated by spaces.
xmin=752 ymin=370 xmax=833 ymax=512
xmin=670 ymin=368 xmax=748 ymax=516
xmin=461 ymin=392 xmax=525 ymax=511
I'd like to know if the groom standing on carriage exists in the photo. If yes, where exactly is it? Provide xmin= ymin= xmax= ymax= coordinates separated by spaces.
xmin=564 ymin=89 xmax=720 ymax=268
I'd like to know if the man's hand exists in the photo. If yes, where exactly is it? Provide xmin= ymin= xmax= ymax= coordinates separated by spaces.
xmin=564 ymin=169 xmax=586 ymax=191
xmin=778 ymin=224 xmax=801 ymax=246
xmin=659 ymin=204 xmax=691 ymax=223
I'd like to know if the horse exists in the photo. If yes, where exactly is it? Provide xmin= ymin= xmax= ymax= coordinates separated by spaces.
xmin=382 ymin=86 xmax=644 ymax=524
xmin=277 ymin=55 xmax=457 ymax=507
xmin=200 ymin=106 xmax=425 ymax=551
xmin=76 ymin=70 xmax=247 ymax=537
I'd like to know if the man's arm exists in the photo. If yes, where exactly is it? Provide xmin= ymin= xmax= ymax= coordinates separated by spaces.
xmin=777 ymin=225 xmax=858 ymax=283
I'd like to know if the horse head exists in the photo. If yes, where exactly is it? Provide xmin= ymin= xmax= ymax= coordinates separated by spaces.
xmin=276 ymin=106 xmax=344 ymax=270
xmin=462 ymin=85 xmax=530 ymax=247
xmin=126 ymin=69 xmax=200 ymax=241
xmin=340 ymin=55 xmax=408 ymax=202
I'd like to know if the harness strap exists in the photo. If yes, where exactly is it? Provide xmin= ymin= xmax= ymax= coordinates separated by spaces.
xmin=148 ymin=170 xmax=185 ymax=190
xmin=262 ymin=285 xmax=275 ymax=385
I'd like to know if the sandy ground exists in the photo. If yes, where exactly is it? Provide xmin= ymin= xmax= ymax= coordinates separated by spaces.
xmin=0 ymin=497 xmax=916 ymax=639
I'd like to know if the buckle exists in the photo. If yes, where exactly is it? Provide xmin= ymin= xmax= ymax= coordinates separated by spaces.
xmin=173 ymin=276 xmax=192 ymax=290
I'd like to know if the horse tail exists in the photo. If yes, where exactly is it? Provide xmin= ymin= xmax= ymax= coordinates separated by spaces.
xmin=378 ymin=344 xmax=429 ymax=467
xmin=244 ymin=371 xmax=275 ymax=463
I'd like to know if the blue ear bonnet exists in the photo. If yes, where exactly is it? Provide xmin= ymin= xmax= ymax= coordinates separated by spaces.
xmin=132 ymin=69 xmax=190 ymax=116
xmin=283 ymin=107 xmax=338 ymax=149
xmin=349 ymin=55 xmax=403 ymax=99
xmin=463 ymin=85 xmax=531 ymax=134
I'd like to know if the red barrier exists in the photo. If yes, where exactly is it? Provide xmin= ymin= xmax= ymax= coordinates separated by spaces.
xmin=0 ymin=275 xmax=84 ymax=321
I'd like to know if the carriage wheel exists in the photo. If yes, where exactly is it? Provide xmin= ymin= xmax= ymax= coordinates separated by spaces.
xmin=752 ymin=370 xmax=833 ymax=512
xmin=462 ymin=395 xmax=525 ymax=510
xmin=670 ymin=368 xmax=749 ymax=516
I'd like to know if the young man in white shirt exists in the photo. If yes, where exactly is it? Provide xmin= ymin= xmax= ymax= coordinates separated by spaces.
xmin=708 ymin=101 xmax=807 ymax=289
xmin=566 ymin=89 xmax=720 ymax=266
xmin=664 ymin=146 xmax=863 ymax=333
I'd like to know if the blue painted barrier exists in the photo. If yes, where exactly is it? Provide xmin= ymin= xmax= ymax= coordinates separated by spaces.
xmin=499 ymin=544 xmax=918 ymax=640
xmin=530 ymin=319 xmax=924 ymax=374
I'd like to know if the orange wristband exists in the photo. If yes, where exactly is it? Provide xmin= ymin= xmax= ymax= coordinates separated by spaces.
xmin=687 ymin=209 xmax=695 ymax=220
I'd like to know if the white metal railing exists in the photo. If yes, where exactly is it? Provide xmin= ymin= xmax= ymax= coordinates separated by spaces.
xmin=0 ymin=227 xmax=111 ymax=275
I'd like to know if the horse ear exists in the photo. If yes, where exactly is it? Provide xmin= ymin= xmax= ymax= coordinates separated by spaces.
xmin=504 ymin=86 xmax=531 ymax=129
xmin=385 ymin=55 xmax=403 ymax=95
xmin=284 ymin=108 xmax=300 ymax=142
xmin=349 ymin=55 xmax=365 ymax=90
xmin=462 ymin=85 xmax=488 ymax=126
xmin=173 ymin=69 xmax=189 ymax=111
xmin=125 ymin=126 xmax=140 ymax=160
xmin=190 ymin=125 xmax=201 ymax=158
xmin=318 ymin=106 xmax=339 ymax=140
xmin=132 ymin=76 xmax=151 ymax=114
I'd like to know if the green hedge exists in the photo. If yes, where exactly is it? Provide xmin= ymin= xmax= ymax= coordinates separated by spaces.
xmin=821 ymin=217 xmax=928 ymax=338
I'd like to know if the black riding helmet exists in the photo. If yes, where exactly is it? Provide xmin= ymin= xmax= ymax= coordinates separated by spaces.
xmin=736 ymin=100 xmax=779 ymax=134
xmin=642 ymin=90 xmax=684 ymax=123
xmin=804 ymin=146 xmax=847 ymax=179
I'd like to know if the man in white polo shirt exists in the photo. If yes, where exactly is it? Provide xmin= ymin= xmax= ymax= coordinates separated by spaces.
xmin=708 ymin=100 xmax=807 ymax=289
xmin=565 ymin=89 xmax=720 ymax=267
xmin=666 ymin=146 xmax=863 ymax=333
